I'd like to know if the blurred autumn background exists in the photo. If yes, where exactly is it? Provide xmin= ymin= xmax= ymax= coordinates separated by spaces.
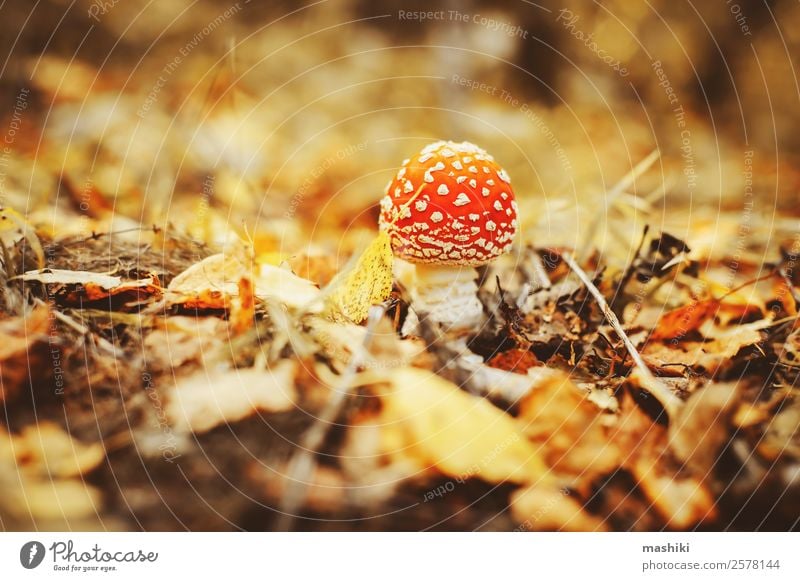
xmin=0 ymin=0 xmax=798 ymax=531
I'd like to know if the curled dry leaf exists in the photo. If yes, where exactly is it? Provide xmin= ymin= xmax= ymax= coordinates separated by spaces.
xmin=167 ymin=253 xmax=320 ymax=312
xmin=166 ymin=359 xmax=297 ymax=434
xmin=166 ymin=252 xmax=245 ymax=309
xmin=254 ymin=263 xmax=321 ymax=311
xmin=0 ymin=306 xmax=51 ymax=402
xmin=18 ymin=268 xmax=161 ymax=306
xmin=371 ymin=367 xmax=550 ymax=486
xmin=325 ymin=231 xmax=393 ymax=323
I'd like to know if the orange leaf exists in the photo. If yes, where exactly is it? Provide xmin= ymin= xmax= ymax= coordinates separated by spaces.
xmin=650 ymin=299 xmax=719 ymax=341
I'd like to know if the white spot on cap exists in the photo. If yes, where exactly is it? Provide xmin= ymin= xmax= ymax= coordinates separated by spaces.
xmin=486 ymin=221 xmax=497 ymax=231
xmin=437 ymin=184 xmax=449 ymax=196
xmin=441 ymin=148 xmax=455 ymax=157
xmin=424 ymin=171 xmax=434 ymax=183
xmin=482 ymin=166 xmax=490 ymax=173
xmin=468 ymin=213 xmax=480 ymax=221
xmin=463 ymin=156 xmax=472 ymax=163
xmin=453 ymin=193 xmax=470 ymax=207
xmin=468 ymin=166 xmax=478 ymax=173
xmin=500 ymin=192 xmax=508 ymax=200
xmin=452 ymin=160 xmax=463 ymax=170
xmin=430 ymin=211 xmax=444 ymax=223
xmin=469 ymin=178 xmax=477 ymax=188
xmin=418 ymin=153 xmax=433 ymax=163
xmin=482 ymin=187 xmax=490 ymax=197
xmin=498 ymin=169 xmax=511 ymax=183
xmin=493 ymin=200 xmax=503 ymax=211
xmin=456 ymin=176 xmax=467 ymax=184
xmin=404 ymin=180 xmax=414 ymax=193
xmin=415 ymin=199 xmax=428 ymax=211
xmin=486 ymin=179 xmax=495 ymax=186
xmin=432 ymin=161 xmax=445 ymax=171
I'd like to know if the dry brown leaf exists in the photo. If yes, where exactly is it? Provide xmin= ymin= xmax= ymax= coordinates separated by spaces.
xmin=642 ymin=320 xmax=766 ymax=374
xmin=254 ymin=263 xmax=321 ymax=311
xmin=0 ymin=423 xmax=105 ymax=526
xmin=511 ymin=486 xmax=608 ymax=531
xmin=143 ymin=315 xmax=229 ymax=370
xmin=166 ymin=360 xmax=297 ymax=434
xmin=166 ymin=252 xmax=245 ymax=309
xmin=1 ymin=422 xmax=106 ymax=478
xmin=373 ymin=367 xmax=550 ymax=485
xmin=668 ymin=382 xmax=740 ymax=474
xmin=517 ymin=370 xmax=621 ymax=492
xmin=758 ymin=398 xmax=800 ymax=461
xmin=0 ymin=306 xmax=51 ymax=402
xmin=614 ymin=405 xmax=717 ymax=529
xmin=18 ymin=268 xmax=161 ymax=306
xmin=650 ymin=299 xmax=719 ymax=341
xmin=167 ymin=253 xmax=320 ymax=313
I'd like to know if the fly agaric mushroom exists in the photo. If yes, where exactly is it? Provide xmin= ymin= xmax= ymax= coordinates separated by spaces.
xmin=379 ymin=140 xmax=518 ymax=331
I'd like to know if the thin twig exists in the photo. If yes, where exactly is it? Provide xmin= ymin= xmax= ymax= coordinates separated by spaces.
xmin=274 ymin=304 xmax=386 ymax=531
xmin=561 ymin=252 xmax=683 ymax=418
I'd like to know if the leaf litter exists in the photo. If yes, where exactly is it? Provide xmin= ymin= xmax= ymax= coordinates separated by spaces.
xmin=1 ymin=51 xmax=798 ymax=533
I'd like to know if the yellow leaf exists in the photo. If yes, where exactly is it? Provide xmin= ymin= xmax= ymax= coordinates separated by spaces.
xmin=0 ymin=206 xmax=44 ymax=269
xmin=376 ymin=367 xmax=551 ymax=485
xmin=327 ymin=231 xmax=393 ymax=323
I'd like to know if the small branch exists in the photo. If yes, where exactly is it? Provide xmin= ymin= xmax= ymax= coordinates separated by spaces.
xmin=274 ymin=304 xmax=386 ymax=531
xmin=561 ymin=252 xmax=683 ymax=418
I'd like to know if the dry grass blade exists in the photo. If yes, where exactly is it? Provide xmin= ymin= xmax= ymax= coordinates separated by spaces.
xmin=578 ymin=149 xmax=660 ymax=260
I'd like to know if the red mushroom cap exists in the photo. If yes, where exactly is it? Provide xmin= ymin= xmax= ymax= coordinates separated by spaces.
xmin=378 ymin=140 xmax=518 ymax=266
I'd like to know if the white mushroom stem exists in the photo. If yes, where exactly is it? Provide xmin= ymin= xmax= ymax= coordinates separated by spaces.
xmin=397 ymin=261 xmax=485 ymax=332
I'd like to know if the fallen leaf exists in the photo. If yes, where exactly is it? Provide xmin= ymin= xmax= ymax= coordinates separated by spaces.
xmin=0 ymin=423 xmax=105 ymax=527
xmin=650 ymin=299 xmax=719 ymax=341
xmin=166 ymin=360 xmax=297 ymax=434
xmin=143 ymin=315 xmax=228 ymax=370
xmin=668 ymin=382 xmax=740 ymax=474
xmin=0 ymin=306 xmax=51 ymax=402
xmin=326 ymin=231 xmax=393 ymax=323
xmin=373 ymin=367 xmax=550 ymax=485
xmin=487 ymin=349 xmax=541 ymax=374
xmin=166 ymin=252 xmax=245 ymax=309
xmin=511 ymin=486 xmax=608 ymax=531
xmin=517 ymin=370 xmax=621 ymax=492
xmin=614 ymin=405 xmax=717 ymax=529
xmin=18 ymin=268 xmax=161 ymax=306
xmin=254 ymin=263 xmax=321 ymax=311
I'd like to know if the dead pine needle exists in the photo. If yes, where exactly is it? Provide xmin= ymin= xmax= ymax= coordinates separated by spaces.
xmin=560 ymin=251 xmax=683 ymax=418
